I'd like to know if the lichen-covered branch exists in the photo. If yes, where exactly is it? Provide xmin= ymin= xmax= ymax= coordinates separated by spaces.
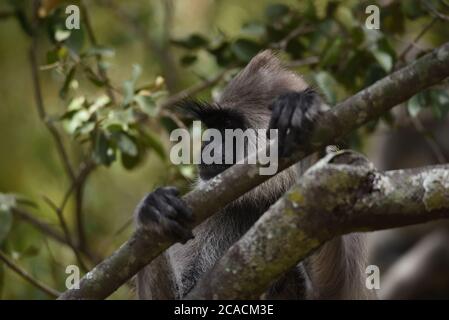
xmin=58 ymin=41 xmax=449 ymax=300
xmin=186 ymin=152 xmax=449 ymax=299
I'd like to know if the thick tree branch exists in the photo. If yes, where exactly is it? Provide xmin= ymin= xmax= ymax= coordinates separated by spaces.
xmin=186 ymin=152 xmax=449 ymax=299
xmin=58 ymin=41 xmax=449 ymax=300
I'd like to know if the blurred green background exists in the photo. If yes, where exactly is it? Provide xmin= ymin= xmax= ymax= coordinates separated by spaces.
xmin=0 ymin=0 xmax=448 ymax=299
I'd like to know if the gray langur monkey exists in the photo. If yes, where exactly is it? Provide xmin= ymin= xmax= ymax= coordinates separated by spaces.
xmin=135 ymin=50 xmax=375 ymax=299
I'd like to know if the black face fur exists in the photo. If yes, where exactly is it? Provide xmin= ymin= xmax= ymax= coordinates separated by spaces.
xmin=177 ymin=99 xmax=249 ymax=180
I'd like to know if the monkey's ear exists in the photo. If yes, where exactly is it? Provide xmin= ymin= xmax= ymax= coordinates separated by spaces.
xmin=174 ymin=99 xmax=213 ymax=121
xmin=174 ymin=99 xmax=224 ymax=126
xmin=218 ymin=50 xmax=308 ymax=107
xmin=243 ymin=50 xmax=283 ymax=74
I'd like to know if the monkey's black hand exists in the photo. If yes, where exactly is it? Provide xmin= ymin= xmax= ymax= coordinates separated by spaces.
xmin=268 ymin=88 xmax=324 ymax=157
xmin=136 ymin=186 xmax=194 ymax=244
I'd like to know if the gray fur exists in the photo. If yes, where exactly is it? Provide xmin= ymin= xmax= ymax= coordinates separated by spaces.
xmin=137 ymin=50 xmax=373 ymax=299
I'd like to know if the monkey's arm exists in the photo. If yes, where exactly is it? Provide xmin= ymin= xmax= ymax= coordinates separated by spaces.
xmin=135 ymin=187 xmax=193 ymax=299
xmin=304 ymin=235 xmax=376 ymax=299
xmin=268 ymin=90 xmax=374 ymax=299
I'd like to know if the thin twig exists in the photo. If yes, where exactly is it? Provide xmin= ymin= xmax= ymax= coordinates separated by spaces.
xmin=73 ymin=161 xmax=96 ymax=253
xmin=79 ymin=0 xmax=116 ymax=104
xmin=12 ymin=208 xmax=67 ymax=244
xmin=97 ymin=0 xmax=179 ymax=91
xmin=0 ymin=10 xmax=15 ymax=19
xmin=285 ymin=56 xmax=319 ymax=68
xmin=43 ymin=197 xmax=89 ymax=272
xmin=12 ymin=207 xmax=99 ymax=263
xmin=424 ymin=0 xmax=449 ymax=21
xmin=0 ymin=250 xmax=60 ymax=298
xmin=136 ymin=68 xmax=231 ymax=128
xmin=29 ymin=1 xmax=75 ymax=182
xmin=159 ymin=68 xmax=230 ymax=109
xmin=272 ymin=24 xmax=315 ymax=50
xmin=396 ymin=17 xmax=437 ymax=65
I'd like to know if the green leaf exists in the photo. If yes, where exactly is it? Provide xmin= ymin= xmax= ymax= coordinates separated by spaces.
xmin=76 ymin=121 xmax=96 ymax=136
xmin=21 ymin=246 xmax=40 ymax=257
xmin=321 ymin=37 xmax=343 ymax=67
xmin=171 ymin=34 xmax=208 ymax=49
xmin=208 ymin=42 xmax=233 ymax=67
xmin=66 ymin=28 xmax=85 ymax=53
xmin=123 ymin=64 xmax=142 ymax=106
xmin=134 ymin=95 xmax=157 ymax=117
xmin=89 ymin=95 xmax=111 ymax=113
xmin=115 ymin=132 xmax=138 ymax=157
xmin=180 ymin=54 xmax=198 ymax=67
xmin=67 ymin=96 xmax=86 ymax=111
xmin=265 ymin=4 xmax=289 ymax=21
xmin=0 ymin=193 xmax=15 ymax=245
xmin=83 ymin=46 xmax=115 ymax=58
xmin=15 ymin=195 xmax=37 ymax=209
xmin=94 ymin=131 xmax=116 ymax=166
xmin=121 ymin=152 xmax=142 ymax=170
xmin=46 ymin=49 xmax=59 ymax=64
xmin=401 ymin=1 xmax=427 ymax=19
xmin=84 ymin=67 xmax=106 ymax=87
xmin=59 ymin=66 xmax=77 ymax=99
xmin=407 ymin=93 xmax=425 ymax=117
xmin=0 ymin=209 xmax=12 ymax=245
xmin=430 ymin=89 xmax=449 ymax=119
xmin=350 ymin=27 xmax=365 ymax=48
xmin=372 ymin=50 xmax=393 ymax=72
xmin=55 ymin=29 xmax=71 ymax=42
xmin=231 ymin=39 xmax=262 ymax=63
xmin=160 ymin=116 xmax=179 ymax=133
xmin=63 ymin=109 xmax=90 ymax=135
xmin=102 ymin=109 xmax=135 ymax=131
xmin=334 ymin=5 xmax=356 ymax=31
xmin=314 ymin=71 xmax=338 ymax=104
xmin=179 ymin=165 xmax=196 ymax=180
xmin=241 ymin=22 xmax=266 ymax=38
xmin=0 ymin=193 xmax=17 ymax=211
xmin=0 ymin=207 xmax=12 ymax=245
xmin=141 ymin=130 xmax=166 ymax=160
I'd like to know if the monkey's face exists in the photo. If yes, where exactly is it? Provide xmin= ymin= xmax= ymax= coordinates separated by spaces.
xmin=198 ymin=109 xmax=250 ymax=180
xmin=178 ymin=100 xmax=250 ymax=180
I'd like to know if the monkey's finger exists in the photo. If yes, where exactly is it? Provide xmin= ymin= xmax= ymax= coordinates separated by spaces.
xmin=137 ymin=205 xmax=161 ymax=226
xmin=268 ymin=102 xmax=283 ymax=139
xmin=164 ymin=194 xmax=194 ymax=223
xmin=161 ymin=186 xmax=180 ymax=196
xmin=283 ymin=105 xmax=304 ymax=156
xmin=152 ymin=193 xmax=179 ymax=220
xmin=163 ymin=219 xmax=194 ymax=244
xmin=277 ymin=103 xmax=296 ymax=156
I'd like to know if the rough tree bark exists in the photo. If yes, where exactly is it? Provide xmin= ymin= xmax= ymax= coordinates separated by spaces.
xmin=58 ymin=41 xmax=449 ymax=300
xmin=186 ymin=151 xmax=449 ymax=299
